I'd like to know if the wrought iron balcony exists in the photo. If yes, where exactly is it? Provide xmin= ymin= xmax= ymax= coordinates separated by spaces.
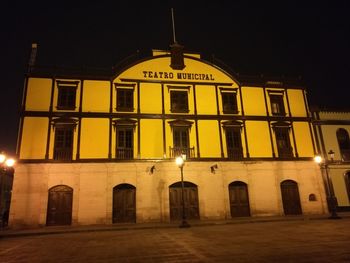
xmin=277 ymin=147 xmax=294 ymax=158
xmin=170 ymin=147 xmax=195 ymax=159
xmin=227 ymin=148 xmax=244 ymax=160
xmin=116 ymin=148 xmax=134 ymax=160
xmin=53 ymin=148 xmax=72 ymax=161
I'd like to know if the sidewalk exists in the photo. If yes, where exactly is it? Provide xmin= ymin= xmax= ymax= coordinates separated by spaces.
xmin=1 ymin=212 xmax=350 ymax=239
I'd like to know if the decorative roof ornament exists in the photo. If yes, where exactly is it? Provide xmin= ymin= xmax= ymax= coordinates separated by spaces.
xmin=170 ymin=8 xmax=185 ymax=70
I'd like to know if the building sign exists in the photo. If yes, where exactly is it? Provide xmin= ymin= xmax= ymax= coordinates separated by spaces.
xmin=142 ymin=71 xmax=215 ymax=81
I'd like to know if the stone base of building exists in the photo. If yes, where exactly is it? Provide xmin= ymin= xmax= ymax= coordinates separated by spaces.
xmin=9 ymin=160 xmax=328 ymax=228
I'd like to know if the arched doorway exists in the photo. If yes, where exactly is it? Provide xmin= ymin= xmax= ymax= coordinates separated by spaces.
xmin=228 ymin=181 xmax=250 ymax=217
xmin=113 ymin=184 xmax=136 ymax=223
xmin=169 ymin=182 xmax=199 ymax=221
xmin=46 ymin=185 xmax=73 ymax=226
xmin=280 ymin=180 xmax=302 ymax=215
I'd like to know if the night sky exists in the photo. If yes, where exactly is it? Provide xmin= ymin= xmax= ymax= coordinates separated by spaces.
xmin=1 ymin=1 xmax=349 ymax=156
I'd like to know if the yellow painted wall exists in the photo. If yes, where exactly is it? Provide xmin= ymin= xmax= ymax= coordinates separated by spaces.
xmin=246 ymin=121 xmax=272 ymax=157
xmin=52 ymin=79 xmax=81 ymax=112
xmin=288 ymin=90 xmax=307 ymax=117
xmin=331 ymin=169 xmax=350 ymax=206
xmin=140 ymin=83 xmax=162 ymax=114
xmin=83 ymin=80 xmax=110 ymax=112
xmin=293 ymin=122 xmax=314 ymax=157
xmin=140 ymin=119 xmax=163 ymax=158
xmin=80 ymin=118 xmax=109 ymax=158
xmin=196 ymin=85 xmax=217 ymax=115
xmin=198 ymin=120 xmax=221 ymax=157
xmin=20 ymin=117 xmax=48 ymax=159
xmin=241 ymin=87 xmax=266 ymax=116
xmin=26 ymin=78 xmax=52 ymax=111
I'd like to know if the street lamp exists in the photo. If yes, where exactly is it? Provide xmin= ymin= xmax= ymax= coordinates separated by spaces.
xmin=175 ymin=154 xmax=190 ymax=228
xmin=314 ymin=150 xmax=341 ymax=219
xmin=0 ymin=152 xmax=15 ymax=228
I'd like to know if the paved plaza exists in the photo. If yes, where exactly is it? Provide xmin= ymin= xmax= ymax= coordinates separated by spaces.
xmin=1 ymin=217 xmax=350 ymax=262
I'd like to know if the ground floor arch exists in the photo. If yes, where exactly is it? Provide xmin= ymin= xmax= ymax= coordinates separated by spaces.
xmin=46 ymin=185 xmax=73 ymax=226
xmin=113 ymin=183 xmax=136 ymax=223
xmin=280 ymin=180 xmax=302 ymax=215
xmin=228 ymin=181 xmax=250 ymax=217
xmin=169 ymin=181 xmax=200 ymax=221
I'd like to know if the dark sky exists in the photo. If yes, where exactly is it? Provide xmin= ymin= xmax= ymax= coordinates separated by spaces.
xmin=1 ymin=1 xmax=349 ymax=156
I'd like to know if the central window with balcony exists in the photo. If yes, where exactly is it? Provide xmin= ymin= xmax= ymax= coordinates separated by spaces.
xmin=169 ymin=120 xmax=194 ymax=158
xmin=114 ymin=119 xmax=136 ymax=160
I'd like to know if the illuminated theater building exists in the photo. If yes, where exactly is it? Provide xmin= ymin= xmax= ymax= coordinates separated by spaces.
xmin=9 ymin=44 xmax=328 ymax=227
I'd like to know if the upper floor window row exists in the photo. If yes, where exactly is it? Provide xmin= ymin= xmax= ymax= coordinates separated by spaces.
xmin=57 ymin=81 xmax=79 ymax=110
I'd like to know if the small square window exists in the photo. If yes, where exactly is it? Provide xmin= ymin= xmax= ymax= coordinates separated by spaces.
xmin=221 ymin=92 xmax=238 ymax=114
xmin=57 ymin=86 xmax=77 ymax=110
xmin=117 ymin=89 xmax=134 ymax=112
xmin=170 ymin=90 xmax=188 ymax=113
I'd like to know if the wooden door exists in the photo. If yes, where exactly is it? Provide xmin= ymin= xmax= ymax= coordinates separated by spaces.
xmin=281 ymin=180 xmax=302 ymax=215
xmin=46 ymin=185 xmax=73 ymax=226
xmin=169 ymin=182 xmax=199 ymax=221
xmin=113 ymin=184 xmax=136 ymax=223
xmin=229 ymin=181 xmax=250 ymax=217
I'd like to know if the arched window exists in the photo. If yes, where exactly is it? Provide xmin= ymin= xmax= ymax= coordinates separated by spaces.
xmin=337 ymin=128 xmax=350 ymax=161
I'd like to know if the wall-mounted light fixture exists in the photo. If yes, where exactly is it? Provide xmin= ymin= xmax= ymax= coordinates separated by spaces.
xmin=148 ymin=165 xmax=156 ymax=174
xmin=210 ymin=164 xmax=218 ymax=173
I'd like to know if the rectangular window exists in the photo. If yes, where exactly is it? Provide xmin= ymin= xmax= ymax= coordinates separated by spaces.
xmin=117 ymin=88 xmax=134 ymax=112
xmin=57 ymin=86 xmax=77 ymax=110
xmin=270 ymin=94 xmax=285 ymax=116
xmin=54 ymin=127 xmax=74 ymax=161
xmin=275 ymin=127 xmax=293 ymax=158
xmin=172 ymin=127 xmax=190 ymax=156
xmin=170 ymin=90 xmax=189 ymax=113
xmin=116 ymin=128 xmax=134 ymax=159
xmin=225 ymin=128 xmax=243 ymax=159
xmin=221 ymin=92 xmax=238 ymax=114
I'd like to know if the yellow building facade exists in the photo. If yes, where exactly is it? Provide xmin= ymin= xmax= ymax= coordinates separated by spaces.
xmin=9 ymin=48 xmax=327 ymax=227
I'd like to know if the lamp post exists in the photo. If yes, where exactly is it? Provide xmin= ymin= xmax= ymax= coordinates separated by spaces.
xmin=175 ymin=154 xmax=190 ymax=228
xmin=0 ymin=152 xmax=15 ymax=228
xmin=314 ymin=150 xmax=341 ymax=219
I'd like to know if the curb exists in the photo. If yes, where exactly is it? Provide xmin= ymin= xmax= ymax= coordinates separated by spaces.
xmin=1 ymin=214 xmax=349 ymax=239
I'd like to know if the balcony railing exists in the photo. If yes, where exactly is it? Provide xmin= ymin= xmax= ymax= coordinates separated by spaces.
xmin=227 ymin=148 xmax=244 ymax=160
xmin=116 ymin=148 xmax=133 ymax=160
xmin=277 ymin=147 xmax=294 ymax=158
xmin=169 ymin=147 xmax=195 ymax=159
xmin=54 ymin=148 xmax=72 ymax=161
